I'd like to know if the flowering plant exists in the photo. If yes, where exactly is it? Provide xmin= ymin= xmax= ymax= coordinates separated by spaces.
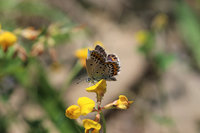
xmin=66 ymin=43 xmax=133 ymax=133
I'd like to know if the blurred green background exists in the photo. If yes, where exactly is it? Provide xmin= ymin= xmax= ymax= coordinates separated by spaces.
xmin=1 ymin=0 xmax=200 ymax=133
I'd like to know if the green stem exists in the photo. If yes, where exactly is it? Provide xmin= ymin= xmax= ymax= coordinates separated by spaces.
xmin=21 ymin=60 xmax=84 ymax=133
xmin=100 ymin=112 xmax=106 ymax=133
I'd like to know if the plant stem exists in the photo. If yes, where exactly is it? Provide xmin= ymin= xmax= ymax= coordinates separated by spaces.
xmin=100 ymin=112 xmax=106 ymax=133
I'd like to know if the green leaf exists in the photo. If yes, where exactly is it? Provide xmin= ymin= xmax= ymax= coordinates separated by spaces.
xmin=176 ymin=1 xmax=200 ymax=68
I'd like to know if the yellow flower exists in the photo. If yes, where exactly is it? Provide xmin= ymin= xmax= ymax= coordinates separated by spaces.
xmin=75 ymin=47 xmax=92 ymax=67
xmin=75 ymin=47 xmax=88 ymax=59
xmin=78 ymin=97 xmax=95 ymax=115
xmin=65 ymin=105 xmax=81 ymax=119
xmin=135 ymin=30 xmax=148 ymax=45
xmin=114 ymin=95 xmax=133 ymax=109
xmin=83 ymin=119 xmax=101 ymax=133
xmin=65 ymin=97 xmax=95 ymax=119
xmin=75 ymin=41 xmax=104 ymax=67
xmin=151 ymin=13 xmax=168 ymax=30
xmin=86 ymin=79 xmax=107 ymax=102
xmin=0 ymin=31 xmax=17 ymax=51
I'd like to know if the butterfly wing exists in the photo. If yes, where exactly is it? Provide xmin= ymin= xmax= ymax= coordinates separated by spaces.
xmin=86 ymin=49 xmax=106 ymax=81
xmin=95 ymin=45 xmax=107 ymax=57
xmin=103 ymin=61 xmax=120 ymax=81
xmin=86 ymin=45 xmax=120 ymax=82
xmin=107 ymin=54 xmax=120 ymax=62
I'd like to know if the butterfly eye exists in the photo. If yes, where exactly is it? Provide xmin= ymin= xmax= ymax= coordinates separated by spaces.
xmin=90 ymin=64 xmax=93 ymax=66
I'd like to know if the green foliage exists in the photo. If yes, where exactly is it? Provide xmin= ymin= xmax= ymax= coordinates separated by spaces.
xmin=0 ymin=0 xmax=71 ymax=22
xmin=138 ymin=32 xmax=155 ymax=54
xmin=62 ymin=60 xmax=83 ymax=91
xmin=0 ymin=0 xmax=85 ymax=132
xmin=0 ymin=57 xmax=83 ymax=133
xmin=0 ymin=0 xmax=74 ymax=31
xmin=152 ymin=114 xmax=175 ymax=126
xmin=0 ymin=115 xmax=8 ymax=133
xmin=24 ymin=61 xmax=83 ymax=133
xmin=176 ymin=1 xmax=200 ymax=68
xmin=138 ymin=31 xmax=174 ymax=71
xmin=154 ymin=52 xmax=174 ymax=71
xmin=27 ymin=120 xmax=48 ymax=133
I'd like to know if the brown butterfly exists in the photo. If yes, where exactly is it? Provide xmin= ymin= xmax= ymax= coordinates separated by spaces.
xmin=86 ymin=44 xmax=120 ymax=83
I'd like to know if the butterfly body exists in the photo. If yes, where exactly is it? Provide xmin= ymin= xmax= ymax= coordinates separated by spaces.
xmin=86 ymin=45 xmax=120 ymax=83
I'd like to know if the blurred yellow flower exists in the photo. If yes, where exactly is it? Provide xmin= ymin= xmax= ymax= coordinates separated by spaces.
xmin=75 ymin=41 xmax=104 ymax=67
xmin=83 ymin=119 xmax=101 ymax=133
xmin=65 ymin=105 xmax=81 ymax=119
xmin=152 ymin=13 xmax=168 ymax=30
xmin=114 ymin=95 xmax=133 ymax=109
xmin=75 ymin=47 xmax=92 ymax=67
xmin=78 ymin=97 xmax=95 ymax=115
xmin=86 ymin=79 xmax=107 ymax=102
xmin=135 ymin=30 xmax=148 ymax=45
xmin=75 ymin=47 xmax=88 ymax=59
xmin=0 ymin=31 xmax=17 ymax=51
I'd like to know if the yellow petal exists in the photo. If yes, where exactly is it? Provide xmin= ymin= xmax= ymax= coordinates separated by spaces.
xmin=93 ymin=41 xmax=104 ymax=48
xmin=86 ymin=79 xmax=107 ymax=94
xmin=115 ymin=95 xmax=133 ymax=109
xmin=83 ymin=119 xmax=101 ymax=133
xmin=119 ymin=95 xmax=128 ymax=102
xmin=65 ymin=105 xmax=81 ymax=119
xmin=75 ymin=48 xmax=88 ymax=59
xmin=0 ymin=31 xmax=17 ymax=51
xmin=117 ymin=104 xmax=127 ymax=109
xmin=75 ymin=47 xmax=92 ymax=67
xmin=78 ymin=97 xmax=95 ymax=115
xmin=86 ymin=79 xmax=107 ymax=102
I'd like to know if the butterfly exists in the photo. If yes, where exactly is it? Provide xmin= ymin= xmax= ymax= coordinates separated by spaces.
xmin=86 ymin=44 xmax=120 ymax=83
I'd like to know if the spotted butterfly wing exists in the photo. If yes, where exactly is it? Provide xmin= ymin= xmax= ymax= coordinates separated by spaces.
xmin=86 ymin=45 xmax=120 ymax=82
xmin=105 ymin=54 xmax=120 ymax=80
xmin=95 ymin=45 xmax=107 ymax=57
xmin=86 ymin=50 xmax=105 ymax=81
xmin=107 ymin=54 xmax=119 ymax=62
